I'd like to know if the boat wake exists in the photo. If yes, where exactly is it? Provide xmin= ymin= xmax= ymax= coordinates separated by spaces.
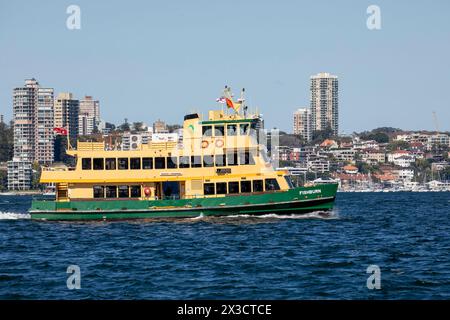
xmin=0 ymin=211 xmax=31 ymax=220
xmin=227 ymin=211 xmax=339 ymax=220
xmin=187 ymin=210 xmax=339 ymax=222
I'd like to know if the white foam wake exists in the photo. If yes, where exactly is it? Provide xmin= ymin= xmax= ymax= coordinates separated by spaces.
xmin=227 ymin=211 xmax=338 ymax=220
xmin=0 ymin=211 xmax=31 ymax=220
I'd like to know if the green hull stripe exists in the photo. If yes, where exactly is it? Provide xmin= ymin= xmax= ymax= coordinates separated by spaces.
xmin=30 ymin=184 xmax=338 ymax=221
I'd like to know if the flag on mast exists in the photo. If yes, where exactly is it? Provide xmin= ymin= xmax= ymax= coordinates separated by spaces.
xmin=53 ymin=127 xmax=68 ymax=135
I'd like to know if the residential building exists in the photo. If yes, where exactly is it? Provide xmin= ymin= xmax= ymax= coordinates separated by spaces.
xmin=7 ymin=159 xmax=33 ymax=190
xmin=307 ymin=157 xmax=330 ymax=173
xmin=310 ymin=72 xmax=339 ymax=135
xmin=153 ymin=119 xmax=168 ymax=133
xmin=293 ymin=108 xmax=312 ymax=142
xmin=54 ymin=92 xmax=79 ymax=143
xmin=393 ymin=155 xmax=415 ymax=168
xmin=428 ymin=134 xmax=450 ymax=147
xmin=395 ymin=168 xmax=414 ymax=181
xmin=78 ymin=96 xmax=100 ymax=135
xmin=362 ymin=150 xmax=386 ymax=164
xmin=34 ymin=87 xmax=54 ymax=164
xmin=343 ymin=165 xmax=358 ymax=174
xmin=328 ymin=148 xmax=356 ymax=162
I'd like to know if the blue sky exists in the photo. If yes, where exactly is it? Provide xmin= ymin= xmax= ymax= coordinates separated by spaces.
xmin=1 ymin=0 xmax=449 ymax=133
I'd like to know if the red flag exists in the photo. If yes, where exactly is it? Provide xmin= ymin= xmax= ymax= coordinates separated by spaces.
xmin=225 ymin=97 xmax=234 ymax=109
xmin=53 ymin=127 xmax=68 ymax=135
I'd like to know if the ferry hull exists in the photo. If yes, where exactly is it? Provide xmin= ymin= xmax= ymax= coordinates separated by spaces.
xmin=30 ymin=184 xmax=338 ymax=221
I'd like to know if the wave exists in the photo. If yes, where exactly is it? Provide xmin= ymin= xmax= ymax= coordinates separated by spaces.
xmin=188 ymin=211 xmax=338 ymax=221
xmin=228 ymin=211 xmax=339 ymax=220
xmin=0 ymin=212 xmax=31 ymax=220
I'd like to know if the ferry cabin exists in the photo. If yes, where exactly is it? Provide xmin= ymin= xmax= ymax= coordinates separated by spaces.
xmin=40 ymin=111 xmax=293 ymax=202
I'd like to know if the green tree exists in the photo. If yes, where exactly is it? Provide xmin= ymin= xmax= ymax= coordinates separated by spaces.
xmin=311 ymin=125 xmax=334 ymax=145
xmin=0 ymin=121 xmax=14 ymax=162
xmin=386 ymin=140 xmax=410 ymax=152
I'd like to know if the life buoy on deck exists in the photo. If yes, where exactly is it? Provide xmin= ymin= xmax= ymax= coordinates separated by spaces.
xmin=201 ymin=140 xmax=209 ymax=148
xmin=215 ymin=139 xmax=224 ymax=148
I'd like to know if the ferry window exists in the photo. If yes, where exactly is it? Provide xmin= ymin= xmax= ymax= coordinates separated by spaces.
xmin=239 ymin=151 xmax=255 ymax=165
xmin=105 ymin=186 xmax=117 ymax=198
xmin=118 ymin=158 xmax=128 ymax=170
xmin=118 ymin=185 xmax=129 ymax=198
xmin=240 ymin=181 xmax=251 ymax=193
xmin=93 ymin=158 xmax=104 ymax=170
xmin=191 ymin=156 xmax=202 ymax=168
xmin=265 ymin=178 xmax=280 ymax=191
xmin=227 ymin=124 xmax=237 ymax=136
xmin=130 ymin=158 xmax=141 ymax=170
xmin=179 ymin=156 xmax=190 ymax=168
xmin=105 ymin=158 xmax=116 ymax=170
xmin=214 ymin=125 xmax=224 ymax=136
xmin=228 ymin=181 xmax=239 ymax=194
xmin=204 ymin=183 xmax=215 ymax=195
xmin=203 ymin=155 xmax=214 ymax=167
xmin=253 ymin=180 xmax=263 ymax=192
xmin=216 ymin=182 xmax=227 ymax=194
xmin=155 ymin=157 xmax=166 ymax=169
xmin=142 ymin=157 xmax=153 ymax=169
xmin=284 ymin=176 xmax=294 ymax=189
xmin=215 ymin=154 xmax=226 ymax=167
xmin=202 ymin=125 xmax=212 ymax=137
xmin=130 ymin=185 xmax=141 ymax=198
xmin=226 ymin=151 xmax=238 ymax=166
xmin=239 ymin=123 xmax=250 ymax=135
xmin=93 ymin=186 xmax=104 ymax=198
xmin=167 ymin=156 xmax=178 ymax=169
xmin=82 ymin=158 xmax=91 ymax=170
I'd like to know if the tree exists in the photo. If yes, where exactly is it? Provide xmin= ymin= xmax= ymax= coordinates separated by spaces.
xmin=105 ymin=122 xmax=116 ymax=131
xmin=279 ymin=134 xmax=304 ymax=147
xmin=311 ymin=125 xmax=334 ymax=145
xmin=132 ymin=122 xmax=145 ymax=132
xmin=167 ymin=124 xmax=182 ymax=132
xmin=0 ymin=121 xmax=14 ymax=162
xmin=117 ymin=120 xmax=130 ymax=132
xmin=386 ymin=140 xmax=410 ymax=151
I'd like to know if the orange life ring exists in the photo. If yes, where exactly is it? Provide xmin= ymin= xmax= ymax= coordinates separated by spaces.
xmin=215 ymin=139 xmax=224 ymax=148
xmin=201 ymin=140 xmax=209 ymax=148
xmin=144 ymin=187 xmax=151 ymax=196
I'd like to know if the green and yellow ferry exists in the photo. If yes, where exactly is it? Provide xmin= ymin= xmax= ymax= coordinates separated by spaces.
xmin=30 ymin=101 xmax=337 ymax=221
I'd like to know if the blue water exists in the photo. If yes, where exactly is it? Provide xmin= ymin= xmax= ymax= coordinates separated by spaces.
xmin=0 ymin=192 xmax=449 ymax=299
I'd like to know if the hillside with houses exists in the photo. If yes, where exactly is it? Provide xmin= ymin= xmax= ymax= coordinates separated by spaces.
xmin=275 ymin=129 xmax=450 ymax=191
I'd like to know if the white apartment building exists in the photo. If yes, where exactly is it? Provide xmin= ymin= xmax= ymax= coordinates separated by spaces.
xmin=395 ymin=168 xmax=414 ymax=181
xmin=393 ymin=155 xmax=415 ymax=168
xmin=293 ymin=108 xmax=312 ymax=142
xmin=310 ymin=72 xmax=339 ymax=136
xmin=78 ymin=96 xmax=100 ymax=135
xmin=7 ymin=159 xmax=33 ymax=190
xmin=8 ymin=78 xmax=54 ymax=189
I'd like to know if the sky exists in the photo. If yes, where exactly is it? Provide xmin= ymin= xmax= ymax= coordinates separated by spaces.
xmin=1 ymin=0 xmax=449 ymax=134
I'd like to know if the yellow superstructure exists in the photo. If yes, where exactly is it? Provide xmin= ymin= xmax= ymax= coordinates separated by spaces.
xmin=41 ymin=110 xmax=291 ymax=202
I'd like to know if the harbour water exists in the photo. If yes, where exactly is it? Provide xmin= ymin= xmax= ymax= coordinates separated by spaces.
xmin=0 ymin=192 xmax=449 ymax=299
